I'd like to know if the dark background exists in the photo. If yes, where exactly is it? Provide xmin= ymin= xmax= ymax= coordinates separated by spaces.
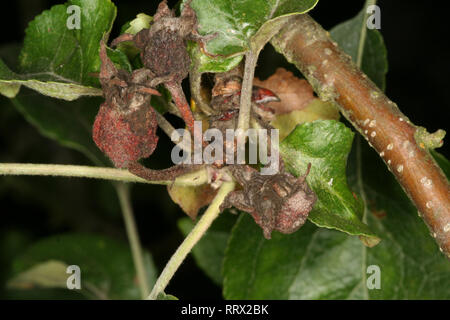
xmin=0 ymin=0 xmax=448 ymax=299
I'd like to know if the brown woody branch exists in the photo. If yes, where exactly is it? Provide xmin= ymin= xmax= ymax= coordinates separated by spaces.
xmin=271 ymin=15 xmax=450 ymax=257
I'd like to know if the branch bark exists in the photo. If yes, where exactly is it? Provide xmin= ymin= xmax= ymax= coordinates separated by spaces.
xmin=271 ymin=15 xmax=450 ymax=257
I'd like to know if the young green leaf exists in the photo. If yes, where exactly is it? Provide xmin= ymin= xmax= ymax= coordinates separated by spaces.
xmin=116 ymin=13 xmax=152 ymax=63
xmin=156 ymin=292 xmax=179 ymax=300
xmin=281 ymin=120 xmax=378 ymax=241
xmin=186 ymin=0 xmax=318 ymax=73
xmin=8 ymin=233 xmax=157 ymax=300
xmin=187 ymin=42 xmax=243 ymax=74
xmin=0 ymin=0 xmax=129 ymax=100
xmin=271 ymin=99 xmax=340 ymax=141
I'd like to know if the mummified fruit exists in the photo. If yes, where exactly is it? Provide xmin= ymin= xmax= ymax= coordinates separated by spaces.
xmin=112 ymin=0 xmax=203 ymax=86
xmin=93 ymin=101 xmax=158 ymax=168
xmin=93 ymin=39 xmax=160 ymax=168
xmin=220 ymin=164 xmax=317 ymax=239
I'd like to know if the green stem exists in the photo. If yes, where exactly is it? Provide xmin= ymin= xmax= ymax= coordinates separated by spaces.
xmin=147 ymin=181 xmax=235 ymax=300
xmin=236 ymin=17 xmax=292 ymax=134
xmin=0 ymin=163 xmax=208 ymax=186
xmin=237 ymin=51 xmax=258 ymax=134
xmin=189 ymin=60 xmax=215 ymax=116
xmin=115 ymin=183 xmax=150 ymax=299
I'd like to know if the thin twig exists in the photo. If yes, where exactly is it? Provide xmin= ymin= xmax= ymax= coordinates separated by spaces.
xmin=189 ymin=63 xmax=215 ymax=116
xmin=147 ymin=180 xmax=235 ymax=300
xmin=236 ymin=51 xmax=258 ymax=135
xmin=236 ymin=16 xmax=292 ymax=135
xmin=0 ymin=163 xmax=209 ymax=187
xmin=115 ymin=183 xmax=150 ymax=298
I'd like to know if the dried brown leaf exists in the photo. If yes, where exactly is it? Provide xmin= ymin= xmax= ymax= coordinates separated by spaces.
xmin=167 ymin=184 xmax=218 ymax=219
xmin=254 ymin=68 xmax=315 ymax=114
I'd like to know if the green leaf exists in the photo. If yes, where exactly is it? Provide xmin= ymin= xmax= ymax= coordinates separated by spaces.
xmin=0 ymin=0 xmax=126 ymax=100
xmin=8 ymin=260 xmax=69 ymax=289
xmin=8 ymin=233 xmax=157 ymax=300
xmin=330 ymin=7 xmax=388 ymax=90
xmin=117 ymin=13 xmax=152 ymax=62
xmin=223 ymin=143 xmax=450 ymax=299
xmin=121 ymin=13 xmax=152 ymax=35
xmin=187 ymin=41 xmax=243 ymax=74
xmin=10 ymin=91 xmax=107 ymax=165
xmin=271 ymin=99 xmax=340 ymax=141
xmin=189 ymin=0 xmax=318 ymax=56
xmin=280 ymin=120 xmax=378 ymax=240
xmin=157 ymin=292 xmax=179 ymax=300
xmin=186 ymin=0 xmax=318 ymax=72
xmin=0 ymin=59 xmax=102 ymax=100
xmin=431 ymin=150 xmax=450 ymax=175
xmin=178 ymin=213 xmax=237 ymax=285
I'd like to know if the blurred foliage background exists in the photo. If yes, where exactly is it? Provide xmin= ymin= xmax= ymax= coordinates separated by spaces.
xmin=0 ymin=0 xmax=448 ymax=299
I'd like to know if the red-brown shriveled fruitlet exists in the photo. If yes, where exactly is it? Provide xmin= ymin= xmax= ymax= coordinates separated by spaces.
xmin=126 ymin=0 xmax=204 ymax=85
xmin=220 ymin=164 xmax=317 ymax=239
xmin=93 ymin=101 xmax=158 ymax=168
xmin=93 ymin=39 xmax=160 ymax=168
